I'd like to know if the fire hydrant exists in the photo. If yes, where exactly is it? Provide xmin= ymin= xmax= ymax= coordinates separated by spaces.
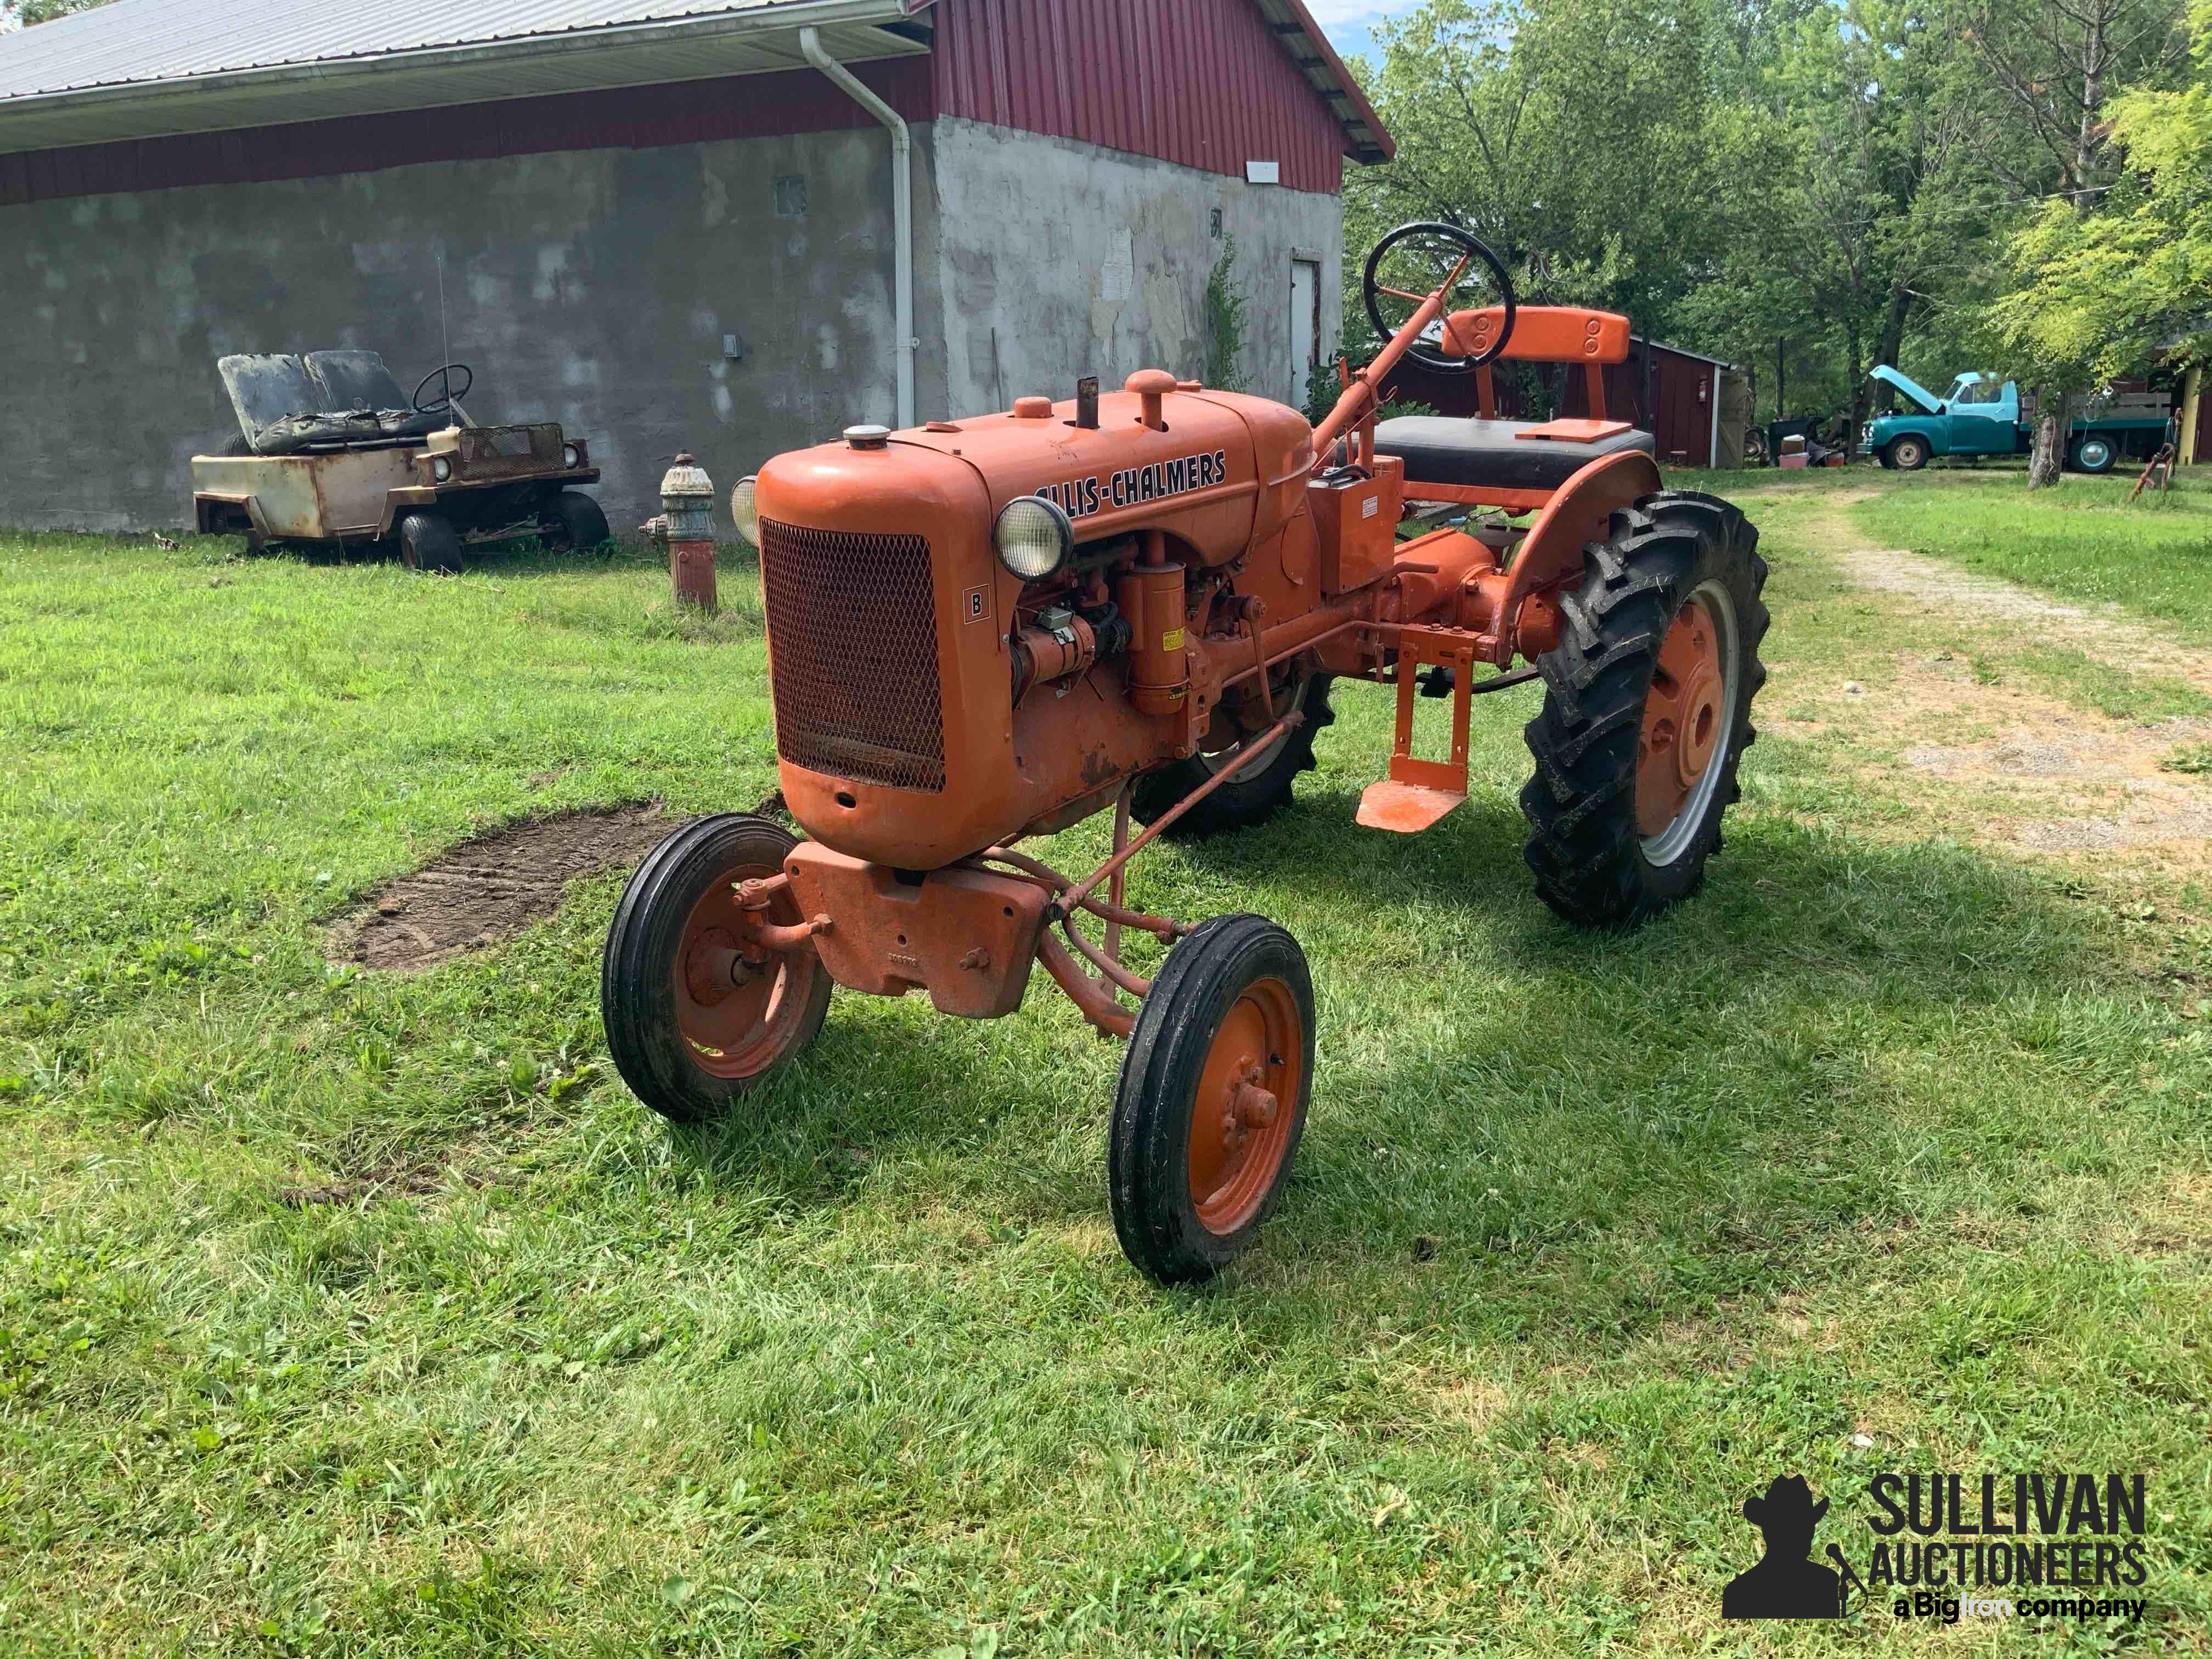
xmin=652 ymin=453 xmax=718 ymax=613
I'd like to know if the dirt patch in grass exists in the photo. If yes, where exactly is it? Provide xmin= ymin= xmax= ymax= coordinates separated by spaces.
xmin=334 ymin=804 xmax=675 ymax=971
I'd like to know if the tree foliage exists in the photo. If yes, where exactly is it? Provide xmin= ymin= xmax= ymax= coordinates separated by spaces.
xmin=1991 ymin=2 xmax=2212 ymax=383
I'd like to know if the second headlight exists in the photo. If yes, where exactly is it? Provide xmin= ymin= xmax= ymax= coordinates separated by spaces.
xmin=994 ymin=495 xmax=1074 ymax=582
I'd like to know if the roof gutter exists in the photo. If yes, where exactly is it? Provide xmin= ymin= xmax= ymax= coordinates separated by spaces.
xmin=800 ymin=24 xmax=915 ymax=431
xmin=0 ymin=0 xmax=915 ymax=148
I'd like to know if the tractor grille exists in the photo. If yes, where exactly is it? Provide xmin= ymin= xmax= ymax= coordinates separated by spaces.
xmin=758 ymin=520 xmax=946 ymax=793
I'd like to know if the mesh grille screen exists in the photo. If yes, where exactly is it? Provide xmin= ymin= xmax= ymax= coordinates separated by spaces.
xmin=758 ymin=520 xmax=946 ymax=793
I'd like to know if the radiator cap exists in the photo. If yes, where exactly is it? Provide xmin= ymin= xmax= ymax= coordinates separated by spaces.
xmin=844 ymin=424 xmax=892 ymax=451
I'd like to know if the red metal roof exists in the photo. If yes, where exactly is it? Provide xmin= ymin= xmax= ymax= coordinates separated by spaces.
xmin=0 ymin=0 xmax=1392 ymax=202
xmin=928 ymin=0 xmax=1373 ymax=194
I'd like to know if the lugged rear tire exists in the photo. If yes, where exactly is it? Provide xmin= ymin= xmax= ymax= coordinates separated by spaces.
xmin=1519 ymin=490 xmax=1768 ymax=929
xmin=1132 ymin=674 xmax=1334 ymax=837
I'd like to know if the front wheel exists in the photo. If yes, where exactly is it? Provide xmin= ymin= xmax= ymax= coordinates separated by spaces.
xmin=1885 ymin=436 xmax=1928 ymax=471
xmin=2070 ymin=436 xmax=2117 ymax=475
xmin=601 ymin=814 xmax=831 ymax=1124
xmin=1108 ymin=915 xmax=1315 ymax=1286
xmin=541 ymin=490 xmax=612 ymax=552
xmin=1520 ymin=492 xmax=1769 ymax=929
xmin=398 ymin=511 xmax=463 ymax=574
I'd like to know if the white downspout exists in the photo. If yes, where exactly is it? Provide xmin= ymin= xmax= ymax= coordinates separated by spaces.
xmin=799 ymin=25 xmax=915 ymax=431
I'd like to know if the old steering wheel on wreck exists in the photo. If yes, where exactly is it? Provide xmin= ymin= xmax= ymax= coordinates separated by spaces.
xmin=413 ymin=363 xmax=475 ymax=416
xmin=1362 ymin=222 xmax=1517 ymax=374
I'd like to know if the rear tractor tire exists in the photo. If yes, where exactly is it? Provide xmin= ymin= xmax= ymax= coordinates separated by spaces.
xmin=541 ymin=489 xmax=612 ymax=552
xmin=1108 ymin=914 xmax=1315 ymax=1286
xmin=398 ymin=511 xmax=464 ymax=575
xmin=601 ymin=814 xmax=832 ymax=1124
xmin=1520 ymin=490 xmax=1769 ymax=929
xmin=1131 ymin=673 xmax=1334 ymax=837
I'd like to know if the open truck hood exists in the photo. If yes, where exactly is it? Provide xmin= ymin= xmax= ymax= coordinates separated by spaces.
xmin=1871 ymin=365 xmax=1945 ymax=416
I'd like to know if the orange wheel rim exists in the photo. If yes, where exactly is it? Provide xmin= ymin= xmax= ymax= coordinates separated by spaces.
xmin=672 ymin=861 xmax=820 ymax=1081
xmin=1186 ymin=976 xmax=1304 ymax=1235
xmin=1637 ymin=594 xmax=1727 ymax=839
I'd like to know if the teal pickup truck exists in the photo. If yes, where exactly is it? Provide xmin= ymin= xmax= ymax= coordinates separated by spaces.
xmin=1865 ymin=367 xmax=2170 ymax=474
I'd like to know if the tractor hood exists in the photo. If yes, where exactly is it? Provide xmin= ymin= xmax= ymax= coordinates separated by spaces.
xmin=1871 ymin=365 xmax=1944 ymax=416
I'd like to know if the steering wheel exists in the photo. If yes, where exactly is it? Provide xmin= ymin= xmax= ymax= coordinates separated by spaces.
xmin=412 ymin=363 xmax=474 ymax=416
xmin=1362 ymin=223 xmax=1517 ymax=374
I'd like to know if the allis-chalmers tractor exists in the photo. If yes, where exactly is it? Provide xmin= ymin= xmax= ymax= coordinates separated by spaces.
xmin=603 ymin=225 xmax=1767 ymax=1285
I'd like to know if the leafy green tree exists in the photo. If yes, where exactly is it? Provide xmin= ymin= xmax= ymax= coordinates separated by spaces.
xmin=1991 ymin=2 xmax=2212 ymax=385
xmin=1343 ymin=0 xmax=1717 ymax=333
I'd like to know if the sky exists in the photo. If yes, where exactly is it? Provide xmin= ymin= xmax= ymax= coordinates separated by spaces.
xmin=1307 ymin=1 xmax=1425 ymax=66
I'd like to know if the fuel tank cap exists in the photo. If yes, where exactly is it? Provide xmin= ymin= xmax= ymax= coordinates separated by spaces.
xmin=844 ymin=424 xmax=891 ymax=450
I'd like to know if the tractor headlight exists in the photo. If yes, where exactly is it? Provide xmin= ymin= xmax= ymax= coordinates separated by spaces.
xmin=729 ymin=476 xmax=761 ymax=547
xmin=994 ymin=495 xmax=1074 ymax=582
xmin=561 ymin=443 xmax=579 ymax=469
xmin=431 ymin=456 xmax=452 ymax=483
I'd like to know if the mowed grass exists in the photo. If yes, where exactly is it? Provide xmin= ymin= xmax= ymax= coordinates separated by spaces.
xmin=1 ymin=504 xmax=2208 ymax=1656
xmin=1849 ymin=467 xmax=2212 ymax=640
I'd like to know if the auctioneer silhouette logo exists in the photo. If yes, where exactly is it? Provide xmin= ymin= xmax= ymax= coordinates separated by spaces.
xmin=1720 ymin=1469 xmax=2154 ymax=1627
xmin=1722 ymin=1475 xmax=1860 ymax=1619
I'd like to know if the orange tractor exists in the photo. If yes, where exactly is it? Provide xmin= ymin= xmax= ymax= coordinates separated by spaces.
xmin=602 ymin=225 xmax=1767 ymax=1284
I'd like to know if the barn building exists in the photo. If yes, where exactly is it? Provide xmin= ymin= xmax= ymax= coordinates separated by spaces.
xmin=1385 ymin=337 xmax=1746 ymax=470
xmin=0 ymin=0 xmax=1391 ymax=532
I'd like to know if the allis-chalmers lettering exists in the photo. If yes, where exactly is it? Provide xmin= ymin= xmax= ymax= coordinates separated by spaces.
xmin=1037 ymin=449 xmax=1231 ymax=518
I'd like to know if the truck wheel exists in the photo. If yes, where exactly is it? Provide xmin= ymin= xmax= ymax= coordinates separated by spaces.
xmin=1108 ymin=914 xmax=1314 ymax=1286
xmin=398 ymin=512 xmax=464 ymax=574
xmin=1131 ymin=673 xmax=1334 ymax=837
xmin=1886 ymin=436 xmax=1928 ymax=471
xmin=1520 ymin=492 xmax=1769 ymax=929
xmin=601 ymin=814 xmax=831 ymax=1124
xmin=2071 ymin=436 xmax=2117 ymax=474
xmin=541 ymin=490 xmax=612 ymax=552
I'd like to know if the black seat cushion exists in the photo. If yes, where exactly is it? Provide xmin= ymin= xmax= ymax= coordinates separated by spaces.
xmin=1375 ymin=416 xmax=1655 ymax=494
xmin=216 ymin=351 xmax=444 ymax=455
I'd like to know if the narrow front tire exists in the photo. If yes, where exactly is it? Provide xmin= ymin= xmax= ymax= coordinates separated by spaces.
xmin=601 ymin=814 xmax=831 ymax=1124
xmin=1108 ymin=915 xmax=1315 ymax=1286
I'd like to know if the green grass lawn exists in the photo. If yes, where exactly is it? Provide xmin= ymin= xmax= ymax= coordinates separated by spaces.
xmin=1846 ymin=467 xmax=2212 ymax=640
xmin=2 ymin=504 xmax=2208 ymax=1656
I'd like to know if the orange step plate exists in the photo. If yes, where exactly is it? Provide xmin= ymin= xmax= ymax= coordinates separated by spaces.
xmin=1357 ymin=779 xmax=1468 ymax=833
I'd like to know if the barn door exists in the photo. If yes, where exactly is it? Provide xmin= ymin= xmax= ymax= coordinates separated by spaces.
xmin=1290 ymin=259 xmax=1321 ymax=408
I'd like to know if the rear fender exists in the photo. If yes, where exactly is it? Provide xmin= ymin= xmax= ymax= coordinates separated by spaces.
xmin=1494 ymin=448 xmax=1662 ymax=656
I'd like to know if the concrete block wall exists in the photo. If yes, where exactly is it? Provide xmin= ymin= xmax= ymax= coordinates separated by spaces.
xmin=0 ymin=114 xmax=1343 ymax=534
xmin=927 ymin=117 xmax=1344 ymax=420
xmin=0 ymin=126 xmax=935 ymax=534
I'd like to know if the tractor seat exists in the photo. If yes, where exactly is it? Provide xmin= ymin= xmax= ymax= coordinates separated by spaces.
xmin=1375 ymin=416 xmax=1655 ymax=495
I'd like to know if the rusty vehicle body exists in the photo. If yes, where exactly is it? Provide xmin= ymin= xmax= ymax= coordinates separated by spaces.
xmin=190 ymin=352 xmax=607 ymax=572
xmin=602 ymin=225 xmax=1769 ymax=1285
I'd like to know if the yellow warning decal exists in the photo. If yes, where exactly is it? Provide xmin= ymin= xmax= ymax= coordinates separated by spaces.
xmin=1162 ymin=628 xmax=1186 ymax=652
